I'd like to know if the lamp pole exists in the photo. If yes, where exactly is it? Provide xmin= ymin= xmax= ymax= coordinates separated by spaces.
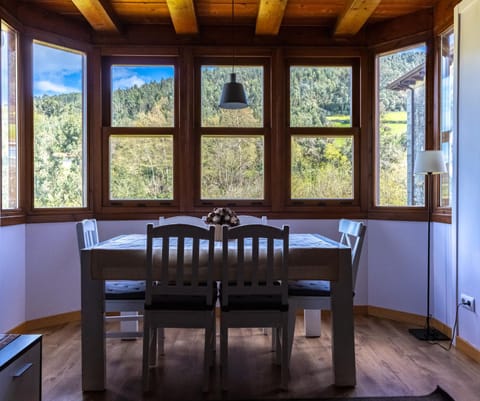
xmin=409 ymin=150 xmax=449 ymax=341
xmin=425 ymin=171 xmax=432 ymax=338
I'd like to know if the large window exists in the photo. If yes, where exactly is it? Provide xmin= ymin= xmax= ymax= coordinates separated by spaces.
xmin=439 ymin=30 xmax=454 ymax=208
xmin=1 ymin=22 xmax=18 ymax=211
xmin=199 ymin=63 xmax=266 ymax=202
xmin=376 ymin=44 xmax=427 ymax=207
xmin=33 ymin=41 xmax=86 ymax=208
xmin=288 ymin=61 xmax=358 ymax=203
xmin=104 ymin=60 xmax=176 ymax=203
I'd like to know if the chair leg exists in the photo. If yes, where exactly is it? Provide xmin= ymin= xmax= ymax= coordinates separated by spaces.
xmin=120 ymin=311 xmax=139 ymax=337
xmin=212 ymin=311 xmax=216 ymax=357
xmin=281 ymin=316 xmax=289 ymax=390
xmin=304 ymin=309 xmax=322 ymax=337
xmin=150 ymin=328 xmax=159 ymax=366
xmin=261 ymin=327 xmax=276 ymax=351
xmin=158 ymin=327 xmax=165 ymax=356
xmin=275 ymin=327 xmax=281 ymax=365
xmin=148 ymin=329 xmax=158 ymax=366
xmin=202 ymin=322 xmax=212 ymax=392
xmin=271 ymin=327 xmax=277 ymax=351
xmin=142 ymin=316 xmax=151 ymax=393
xmin=220 ymin=320 xmax=228 ymax=391
xmin=287 ymin=305 xmax=296 ymax=363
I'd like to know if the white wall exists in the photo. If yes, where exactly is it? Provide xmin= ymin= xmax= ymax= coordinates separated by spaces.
xmin=368 ymin=220 xmax=427 ymax=314
xmin=454 ymin=0 xmax=480 ymax=349
xmin=25 ymin=222 xmax=81 ymax=321
xmin=366 ymin=220 xmax=454 ymax=323
xmin=0 ymin=224 xmax=26 ymax=332
xmin=432 ymin=222 xmax=455 ymax=329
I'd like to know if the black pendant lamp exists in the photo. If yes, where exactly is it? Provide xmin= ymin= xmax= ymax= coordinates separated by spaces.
xmin=219 ymin=0 xmax=248 ymax=109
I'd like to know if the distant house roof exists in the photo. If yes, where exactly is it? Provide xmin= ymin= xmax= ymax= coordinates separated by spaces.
xmin=386 ymin=64 xmax=425 ymax=91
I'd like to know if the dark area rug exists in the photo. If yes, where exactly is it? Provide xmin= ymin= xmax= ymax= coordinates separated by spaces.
xmin=309 ymin=386 xmax=454 ymax=401
xmin=221 ymin=386 xmax=455 ymax=401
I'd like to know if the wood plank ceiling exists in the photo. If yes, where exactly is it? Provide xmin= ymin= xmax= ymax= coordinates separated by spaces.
xmin=20 ymin=0 xmax=439 ymax=37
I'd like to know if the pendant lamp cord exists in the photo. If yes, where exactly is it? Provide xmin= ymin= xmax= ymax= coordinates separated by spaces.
xmin=231 ymin=0 xmax=235 ymax=74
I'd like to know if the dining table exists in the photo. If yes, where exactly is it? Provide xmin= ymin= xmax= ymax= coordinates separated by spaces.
xmin=80 ymin=232 xmax=356 ymax=391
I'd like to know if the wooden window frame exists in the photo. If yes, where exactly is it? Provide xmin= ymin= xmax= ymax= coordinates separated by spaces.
xmin=432 ymin=27 xmax=454 ymax=224
xmin=0 ymin=19 xmax=24 ymax=226
xmin=21 ymin=29 xmax=92 ymax=223
xmin=100 ymin=56 xmax=180 ymax=210
xmin=194 ymin=56 xmax=272 ymax=211
xmin=284 ymin=57 xmax=361 ymax=209
xmin=369 ymin=36 xmax=435 ymax=221
xmin=0 ymin=28 xmax=443 ymax=225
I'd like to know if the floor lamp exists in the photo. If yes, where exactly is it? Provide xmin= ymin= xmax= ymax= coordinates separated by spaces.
xmin=409 ymin=150 xmax=449 ymax=341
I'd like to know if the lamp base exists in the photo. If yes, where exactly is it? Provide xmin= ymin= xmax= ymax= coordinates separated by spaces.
xmin=408 ymin=327 xmax=450 ymax=341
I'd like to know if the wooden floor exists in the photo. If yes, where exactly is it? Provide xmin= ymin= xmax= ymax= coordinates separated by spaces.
xmin=35 ymin=314 xmax=480 ymax=401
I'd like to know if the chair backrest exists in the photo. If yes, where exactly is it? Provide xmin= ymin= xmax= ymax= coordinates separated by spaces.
xmin=158 ymin=215 xmax=207 ymax=227
xmin=145 ymin=223 xmax=216 ymax=307
xmin=237 ymin=215 xmax=268 ymax=225
xmin=76 ymin=219 xmax=99 ymax=250
xmin=338 ymin=219 xmax=366 ymax=289
xmin=221 ymin=224 xmax=289 ymax=308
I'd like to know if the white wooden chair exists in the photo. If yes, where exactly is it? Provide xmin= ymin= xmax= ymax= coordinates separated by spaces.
xmin=236 ymin=216 xmax=278 ymax=343
xmin=156 ymin=215 xmax=209 ymax=352
xmin=76 ymin=219 xmax=144 ymax=339
xmin=287 ymin=219 xmax=366 ymax=359
xmin=237 ymin=215 xmax=267 ymax=225
xmin=142 ymin=223 xmax=216 ymax=393
xmin=220 ymin=223 xmax=290 ymax=390
xmin=158 ymin=215 xmax=207 ymax=227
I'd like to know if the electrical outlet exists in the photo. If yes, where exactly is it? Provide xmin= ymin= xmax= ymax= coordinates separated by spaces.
xmin=461 ymin=293 xmax=475 ymax=312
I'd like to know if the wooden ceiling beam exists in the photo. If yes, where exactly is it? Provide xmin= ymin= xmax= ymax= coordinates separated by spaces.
xmin=71 ymin=0 xmax=121 ymax=33
xmin=165 ymin=0 xmax=198 ymax=35
xmin=334 ymin=0 xmax=381 ymax=37
xmin=255 ymin=0 xmax=288 ymax=36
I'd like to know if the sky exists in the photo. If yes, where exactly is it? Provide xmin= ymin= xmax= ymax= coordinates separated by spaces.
xmin=32 ymin=42 xmax=174 ymax=96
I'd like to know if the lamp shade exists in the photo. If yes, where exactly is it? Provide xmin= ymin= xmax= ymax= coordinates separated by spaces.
xmin=414 ymin=150 xmax=447 ymax=175
xmin=219 ymin=73 xmax=248 ymax=109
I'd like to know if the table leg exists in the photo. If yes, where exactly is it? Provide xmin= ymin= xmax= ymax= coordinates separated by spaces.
xmin=330 ymin=248 xmax=356 ymax=386
xmin=81 ymin=250 xmax=106 ymax=391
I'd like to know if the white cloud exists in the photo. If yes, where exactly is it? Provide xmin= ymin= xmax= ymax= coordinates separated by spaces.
xmin=113 ymin=75 xmax=146 ymax=90
xmin=33 ymin=42 xmax=83 ymax=95
xmin=33 ymin=44 xmax=83 ymax=78
xmin=36 ymin=80 xmax=79 ymax=95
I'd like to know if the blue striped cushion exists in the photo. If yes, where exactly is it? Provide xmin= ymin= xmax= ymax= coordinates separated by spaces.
xmin=105 ymin=280 xmax=145 ymax=300
xmin=288 ymin=280 xmax=331 ymax=297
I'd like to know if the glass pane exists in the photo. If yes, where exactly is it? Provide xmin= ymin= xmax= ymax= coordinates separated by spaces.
xmin=201 ymin=135 xmax=264 ymax=199
xmin=201 ymin=66 xmax=263 ymax=127
xmin=440 ymin=31 xmax=454 ymax=208
xmin=1 ymin=22 xmax=18 ymax=210
xmin=377 ymin=44 xmax=426 ymax=207
xmin=290 ymin=66 xmax=352 ymax=127
xmin=111 ymin=65 xmax=174 ymax=127
xmin=109 ymin=135 xmax=173 ymax=200
xmin=33 ymin=42 xmax=85 ymax=208
xmin=291 ymin=136 xmax=353 ymax=199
